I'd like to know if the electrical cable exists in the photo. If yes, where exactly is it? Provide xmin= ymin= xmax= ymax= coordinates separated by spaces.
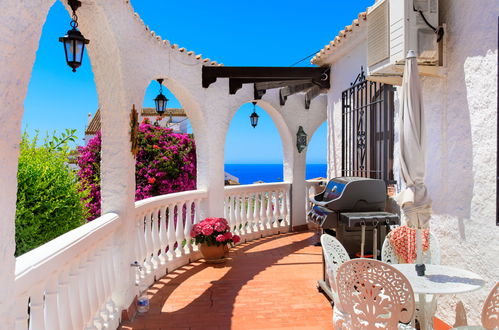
xmin=413 ymin=5 xmax=444 ymax=42
xmin=289 ymin=50 xmax=321 ymax=67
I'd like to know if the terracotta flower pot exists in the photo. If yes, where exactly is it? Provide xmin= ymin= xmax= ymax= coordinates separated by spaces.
xmin=199 ymin=243 xmax=226 ymax=263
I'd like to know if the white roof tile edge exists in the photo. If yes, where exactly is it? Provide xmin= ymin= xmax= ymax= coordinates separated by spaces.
xmin=125 ymin=0 xmax=224 ymax=67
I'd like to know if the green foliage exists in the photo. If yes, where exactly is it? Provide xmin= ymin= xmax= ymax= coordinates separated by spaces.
xmin=15 ymin=129 xmax=87 ymax=256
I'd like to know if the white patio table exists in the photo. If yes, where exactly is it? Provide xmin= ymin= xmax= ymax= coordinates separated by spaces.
xmin=392 ymin=264 xmax=486 ymax=330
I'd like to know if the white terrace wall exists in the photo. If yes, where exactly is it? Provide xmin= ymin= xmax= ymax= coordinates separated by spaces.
xmin=323 ymin=0 xmax=498 ymax=324
xmin=0 ymin=0 xmax=327 ymax=325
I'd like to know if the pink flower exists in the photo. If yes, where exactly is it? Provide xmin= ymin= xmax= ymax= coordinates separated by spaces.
xmin=216 ymin=234 xmax=226 ymax=243
xmin=224 ymin=232 xmax=233 ymax=240
xmin=214 ymin=222 xmax=226 ymax=232
xmin=201 ymin=225 xmax=213 ymax=236
xmin=192 ymin=224 xmax=202 ymax=235
xmin=232 ymin=235 xmax=241 ymax=244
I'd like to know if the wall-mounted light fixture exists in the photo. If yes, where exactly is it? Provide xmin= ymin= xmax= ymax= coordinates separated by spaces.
xmin=59 ymin=0 xmax=90 ymax=72
xmin=296 ymin=126 xmax=308 ymax=153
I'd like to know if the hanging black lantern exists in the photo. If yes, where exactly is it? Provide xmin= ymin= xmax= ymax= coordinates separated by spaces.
xmin=154 ymin=78 xmax=169 ymax=116
xmin=59 ymin=0 xmax=89 ymax=72
xmin=296 ymin=126 xmax=308 ymax=153
xmin=250 ymin=102 xmax=259 ymax=128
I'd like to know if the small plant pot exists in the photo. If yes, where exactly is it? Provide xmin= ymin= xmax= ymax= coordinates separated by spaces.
xmin=199 ymin=243 xmax=226 ymax=263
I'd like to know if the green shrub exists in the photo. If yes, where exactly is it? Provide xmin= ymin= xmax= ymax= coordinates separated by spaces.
xmin=15 ymin=130 xmax=87 ymax=256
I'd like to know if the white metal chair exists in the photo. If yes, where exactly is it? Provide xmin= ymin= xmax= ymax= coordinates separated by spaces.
xmin=452 ymin=282 xmax=499 ymax=330
xmin=336 ymin=258 xmax=416 ymax=330
xmin=320 ymin=234 xmax=351 ymax=329
xmin=381 ymin=230 xmax=441 ymax=265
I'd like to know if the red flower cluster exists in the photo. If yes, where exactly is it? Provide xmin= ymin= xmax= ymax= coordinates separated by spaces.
xmin=191 ymin=217 xmax=240 ymax=247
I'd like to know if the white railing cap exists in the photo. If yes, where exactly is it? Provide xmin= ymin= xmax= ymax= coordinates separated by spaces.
xmin=224 ymin=182 xmax=291 ymax=195
xmin=135 ymin=189 xmax=208 ymax=213
xmin=15 ymin=212 xmax=119 ymax=291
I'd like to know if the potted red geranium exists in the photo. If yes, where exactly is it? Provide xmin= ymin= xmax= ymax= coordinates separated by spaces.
xmin=191 ymin=217 xmax=240 ymax=263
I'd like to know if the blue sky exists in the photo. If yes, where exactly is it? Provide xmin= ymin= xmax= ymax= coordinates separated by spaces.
xmin=24 ymin=0 xmax=373 ymax=164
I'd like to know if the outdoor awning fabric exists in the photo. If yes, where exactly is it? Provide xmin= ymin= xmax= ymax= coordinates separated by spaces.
xmin=396 ymin=50 xmax=432 ymax=229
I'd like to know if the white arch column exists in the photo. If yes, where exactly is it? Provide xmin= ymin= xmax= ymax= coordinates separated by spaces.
xmin=0 ymin=0 xmax=56 ymax=327
xmin=260 ymin=91 xmax=328 ymax=229
xmin=193 ymin=88 xmax=233 ymax=218
xmin=76 ymin=2 xmax=140 ymax=312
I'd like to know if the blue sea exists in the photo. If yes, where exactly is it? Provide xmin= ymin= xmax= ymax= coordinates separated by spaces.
xmin=224 ymin=164 xmax=327 ymax=185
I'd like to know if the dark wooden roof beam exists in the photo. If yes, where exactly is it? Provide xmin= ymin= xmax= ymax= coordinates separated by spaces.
xmin=279 ymin=83 xmax=315 ymax=106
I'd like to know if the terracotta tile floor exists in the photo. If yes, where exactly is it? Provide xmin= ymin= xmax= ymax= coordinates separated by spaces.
xmin=119 ymin=231 xmax=451 ymax=330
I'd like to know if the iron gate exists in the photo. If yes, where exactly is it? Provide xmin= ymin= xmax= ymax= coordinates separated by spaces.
xmin=341 ymin=68 xmax=395 ymax=183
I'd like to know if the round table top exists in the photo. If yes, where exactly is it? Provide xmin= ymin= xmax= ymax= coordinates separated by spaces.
xmin=392 ymin=264 xmax=485 ymax=295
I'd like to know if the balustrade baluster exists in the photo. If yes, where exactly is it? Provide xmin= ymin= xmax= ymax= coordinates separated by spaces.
xmin=28 ymin=285 xmax=45 ymax=330
xmin=135 ymin=214 xmax=148 ymax=277
xmin=240 ymin=193 xmax=247 ymax=236
xmin=246 ymin=193 xmax=253 ymax=235
xmin=44 ymin=277 xmax=60 ymax=330
xmin=85 ymin=254 xmax=102 ymax=329
xmin=272 ymin=190 xmax=279 ymax=229
xmin=144 ymin=212 xmax=154 ymax=272
xmin=175 ymin=202 xmax=185 ymax=258
xmin=192 ymin=199 xmax=200 ymax=251
xmin=285 ymin=190 xmax=291 ymax=226
xmin=103 ymin=244 xmax=117 ymax=320
xmin=78 ymin=258 xmax=92 ymax=327
xmin=158 ymin=206 xmax=168 ymax=265
xmin=184 ymin=200 xmax=193 ymax=254
xmin=252 ymin=193 xmax=260 ymax=234
xmin=276 ymin=190 xmax=282 ymax=226
xmin=234 ymin=194 xmax=241 ymax=235
xmin=265 ymin=191 xmax=272 ymax=231
xmin=224 ymin=195 xmax=229 ymax=219
xmin=229 ymin=196 xmax=236 ymax=232
xmin=166 ymin=204 xmax=176 ymax=262
xmin=259 ymin=191 xmax=266 ymax=232
xmin=57 ymin=270 xmax=73 ymax=330
xmin=68 ymin=263 xmax=84 ymax=329
xmin=151 ymin=209 xmax=161 ymax=268
xmin=95 ymin=247 xmax=110 ymax=327
xmin=93 ymin=250 xmax=108 ymax=328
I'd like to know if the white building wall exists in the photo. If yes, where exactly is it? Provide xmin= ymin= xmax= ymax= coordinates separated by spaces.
xmin=416 ymin=0 xmax=498 ymax=323
xmin=325 ymin=0 xmax=498 ymax=324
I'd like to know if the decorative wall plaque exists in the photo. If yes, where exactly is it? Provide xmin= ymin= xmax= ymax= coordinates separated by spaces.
xmin=130 ymin=104 xmax=139 ymax=157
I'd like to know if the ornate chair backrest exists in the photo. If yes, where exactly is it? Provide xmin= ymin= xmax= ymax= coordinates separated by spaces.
xmin=482 ymin=282 xmax=499 ymax=330
xmin=381 ymin=230 xmax=441 ymax=264
xmin=321 ymin=234 xmax=350 ymax=306
xmin=336 ymin=259 xmax=415 ymax=329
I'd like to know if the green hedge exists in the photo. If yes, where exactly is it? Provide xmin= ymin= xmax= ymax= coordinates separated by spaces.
xmin=15 ymin=130 xmax=87 ymax=256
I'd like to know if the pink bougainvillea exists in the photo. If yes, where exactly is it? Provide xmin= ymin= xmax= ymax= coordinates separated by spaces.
xmin=77 ymin=120 xmax=196 ymax=220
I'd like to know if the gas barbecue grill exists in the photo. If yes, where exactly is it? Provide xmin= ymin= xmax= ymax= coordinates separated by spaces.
xmin=307 ymin=177 xmax=399 ymax=300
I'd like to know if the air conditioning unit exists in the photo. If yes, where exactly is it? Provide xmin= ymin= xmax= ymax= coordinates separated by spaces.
xmin=367 ymin=0 xmax=443 ymax=84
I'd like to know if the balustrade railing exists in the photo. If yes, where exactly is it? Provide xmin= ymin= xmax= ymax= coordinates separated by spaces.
xmin=133 ymin=189 xmax=208 ymax=287
xmin=13 ymin=184 xmax=296 ymax=330
xmin=305 ymin=179 xmax=326 ymax=217
xmin=14 ymin=213 xmax=121 ymax=330
xmin=224 ymin=182 xmax=291 ymax=242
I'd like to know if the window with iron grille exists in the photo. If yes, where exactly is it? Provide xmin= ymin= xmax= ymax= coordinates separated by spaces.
xmin=341 ymin=68 xmax=395 ymax=184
